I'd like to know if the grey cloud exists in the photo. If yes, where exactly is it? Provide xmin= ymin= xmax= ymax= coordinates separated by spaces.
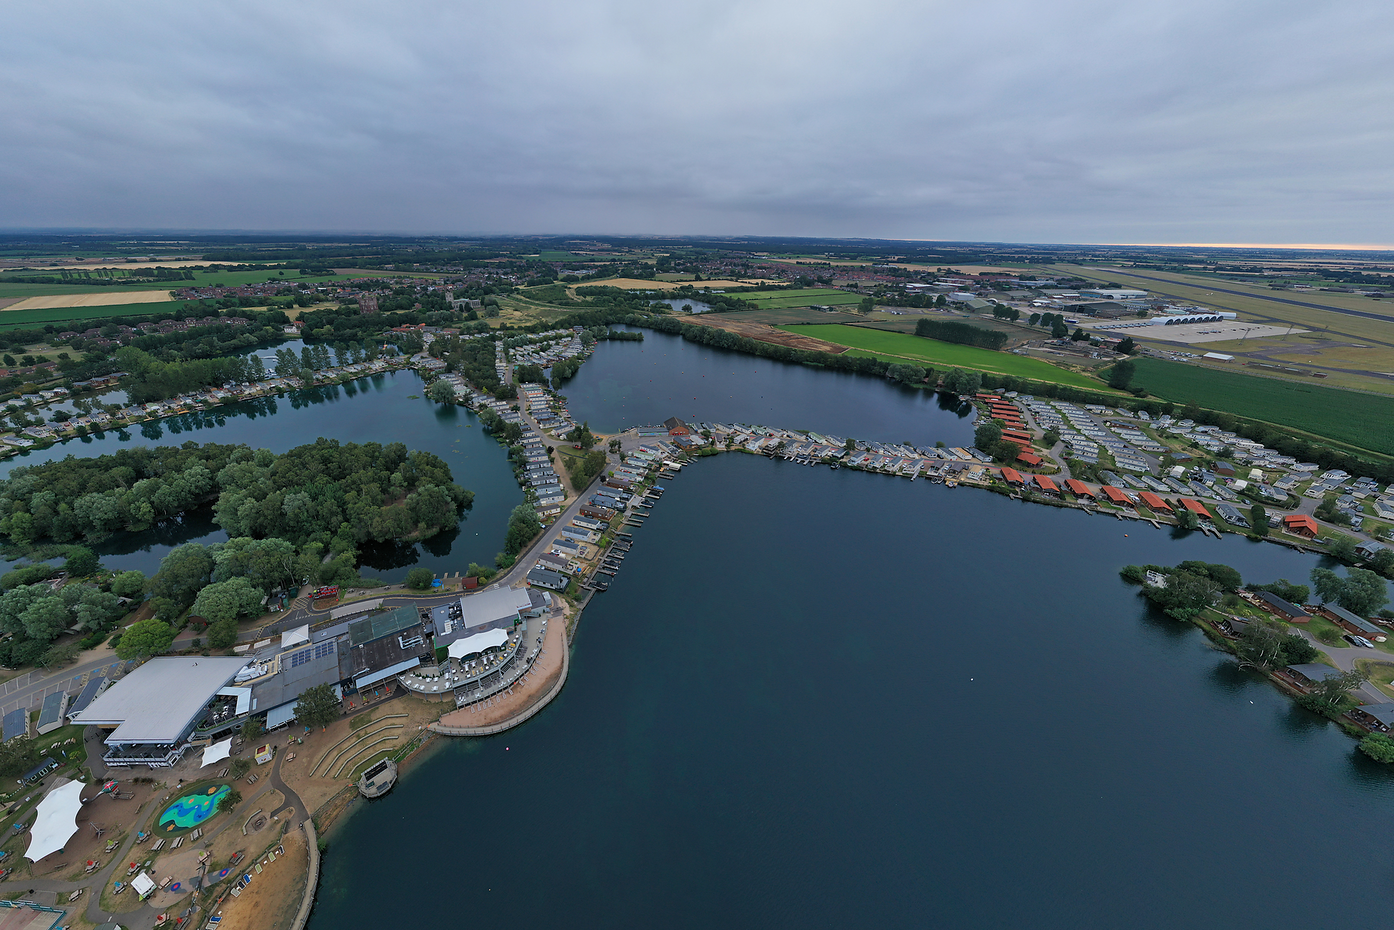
xmin=2 ymin=0 xmax=1391 ymax=243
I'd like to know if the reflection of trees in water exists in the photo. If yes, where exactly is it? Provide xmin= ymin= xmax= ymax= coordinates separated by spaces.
xmin=936 ymin=392 xmax=973 ymax=417
xmin=356 ymin=538 xmax=423 ymax=571
xmin=420 ymin=521 xmax=461 ymax=558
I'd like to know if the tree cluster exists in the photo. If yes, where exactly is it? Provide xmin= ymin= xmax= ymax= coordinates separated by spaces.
xmin=913 ymin=318 xmax=1008 ymax=350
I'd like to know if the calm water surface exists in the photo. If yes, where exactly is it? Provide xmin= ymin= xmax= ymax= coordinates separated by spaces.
xmin=565 ymin=328 xmax=976 ymax=447
xmin=309 ymin=455 xmax=1394 ymax=929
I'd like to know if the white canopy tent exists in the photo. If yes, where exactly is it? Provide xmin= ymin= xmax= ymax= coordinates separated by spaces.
xmin=200 ymin=738 xmax=233 ymax=768
xmin=26 ymin=778 xmax=84 ymax=861
xmin=447 ymin=628 xmax=509 ymax=659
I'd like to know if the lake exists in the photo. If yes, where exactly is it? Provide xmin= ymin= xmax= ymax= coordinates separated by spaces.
xmin=564 ymin=327 xmax=976 ymax=447
xmin=309 ymin=452 xmax=1394 ymax=928
xmin=0 ymin=370 xmax=523 ymax=581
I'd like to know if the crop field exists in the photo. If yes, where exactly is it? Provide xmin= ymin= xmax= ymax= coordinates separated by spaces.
xmin=6 ymin=291 xmax=175 ymax=310
xmin=781 ymin=325 xmax=1105 ymax=388
xmin=700 ymin=308 xmax=863 ymax=326
xmin=0 ymin=300 xmax=197 ymax=330
xmin=751 ymin=293 xmax=864 ymax=309
xmin=1129 ymin=356 xmax=1394 ymax=456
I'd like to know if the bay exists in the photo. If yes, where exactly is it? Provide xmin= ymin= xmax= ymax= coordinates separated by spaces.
xmin=310 ymin=454 xmax=1394 ymax=929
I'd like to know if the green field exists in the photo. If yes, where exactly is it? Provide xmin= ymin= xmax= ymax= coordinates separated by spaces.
xmin=739 ymin=288 xmax=864 ymax=309
xmin=1130 ymin=357 xmax=1394 ymax=456
xmin=705 ymin=308 xmax=863 ymax=325
xmin=0 ymin=300 xmax=200 ymax=330
xmin=782 ymin=324 xmax=1105 ymax=389
xmin=0 ymin=267 xmax=340 ymax=299
xmin=752 ymin=293 xmax=864 ymax=309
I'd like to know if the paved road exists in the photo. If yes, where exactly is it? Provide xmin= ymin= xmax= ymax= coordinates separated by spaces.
xmin=0 ymin=655 xmax=134 ymax=717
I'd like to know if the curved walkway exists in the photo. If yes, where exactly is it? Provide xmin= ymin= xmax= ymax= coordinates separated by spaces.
xmin=430 ymin=628 xmax=569 ymax=737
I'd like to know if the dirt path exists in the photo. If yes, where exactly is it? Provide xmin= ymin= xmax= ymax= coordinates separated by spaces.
xmin=680 ymin=316 xmax=851 ymax=353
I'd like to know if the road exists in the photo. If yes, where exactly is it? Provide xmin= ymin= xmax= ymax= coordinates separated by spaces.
xmin=0 ymin=654 xmax=134 ymax=717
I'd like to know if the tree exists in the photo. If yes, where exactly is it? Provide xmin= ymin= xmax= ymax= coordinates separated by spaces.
xmin=240 ymin=716 xmax=264 ymax=742
xmin=505 ymin=504 xmax=542 ymax=555
xmin=1249 ymin=503 xmax=1269 ymax=537
xmin=405 ymin=567 xmax=434 ymax=590
xmin=427 ymin=379 xmax=456 ymax=404
xmin=110 ymin=571 xmax=147 ymax=600
xmin=36 ymin=642 xmax=80 ymax=670
xmin=207 ymin=617 xmax=239 ymax=650
xmin=573 ymin=422 xmax=595 ymax=450
xmin=1144 ymin=570 xmax=1220 ymax=620
xmin=191 ymin=577 xmax=265 ymax=624
xmin=1328 ymin=534 xmax=1358 ymax=561
xmin=608 ymin=438 xmax=622 ymax=454
xmin=0 ymin=737 xmax=40 ymax=779
xmin=1116 ymin=337 xmax=1137 ymax=355
xmin=114 ymin=618 xmax=175 ymax=660
xmin=229 ymin=757 xmax=252 ymax=778
xmin=295 ymin=683 xmax=340 ymax=729
xmin=1254 ymin=579 xmax=1309 ymax=605
xmin=1360 ymin=733 xmax=1394 ymax=763
xmin=1050 ymin=318 xmax=1069 ymax=339
xmin=974 ymin=419 xmax=1002 ymax=452
xmin=1107 ymin=361 xmax=1136 ymax=390
xmin=1311 ymin=567 xmax=1388 ymax=617
xmin=151 ymin=543 xmax=215 ymax=609
xmin=218 ymin=787 xmax=242 ymax=814
xmin=1299 ymin=668 xmax=1367 ymax=717
xmin=64 ymin=547 xmax=100 ymax=578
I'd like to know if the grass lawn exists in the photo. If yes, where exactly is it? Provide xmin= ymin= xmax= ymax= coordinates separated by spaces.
xmin=782 ymin=324 xmax=1108 ymax=389
xmin=1129 ymin=356 xmax=1394 ymax=457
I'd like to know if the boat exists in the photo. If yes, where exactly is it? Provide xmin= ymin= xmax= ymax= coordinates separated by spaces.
xmin=357 ymin=759 xmax=397 ymax=799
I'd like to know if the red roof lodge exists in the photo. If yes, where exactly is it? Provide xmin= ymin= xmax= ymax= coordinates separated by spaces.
xmin=1016 ymin=451 xmax=1043 ymax=467
xmin=1000 ymin=467 xmax=1025 ymax=486
xmin=1100 ymin=485 xmax=1132 ymax=506
xmin=1178 ymin=498 xmax=1211 ymax=517
xmin=1282 ymin=514 xmax=1320 ymax=538
xmin=1034 ymin=475 xmax=1060 ymax=495
xmin=1137 ymin=491 xmax=1172 ymax=512
xmin=1064 ymin=479 xmax=1094 ymax=498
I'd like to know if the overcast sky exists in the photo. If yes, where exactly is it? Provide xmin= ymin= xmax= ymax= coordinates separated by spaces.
xmin=3 ymin=0 xmax=1392 ymax=245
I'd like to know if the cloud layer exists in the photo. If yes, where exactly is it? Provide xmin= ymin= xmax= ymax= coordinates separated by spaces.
xmin=3 ymin=0 xmax=1392 ymax=243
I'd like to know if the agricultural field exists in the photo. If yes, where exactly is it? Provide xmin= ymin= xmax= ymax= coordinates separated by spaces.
xmin=0 ymin=300 xmax=198 ymax=329
xmin=5 ymin=290 xmax=175 ymax=310
xmin=737 ymin=288 xmax=865 ymax=309
xmin=0 ymin=266 xmax=340 ymax=299
xmin=697 ymin=308 xmax=863 ymax=326
xmin=1128 ymin=356 xmax=1394 ymax=456
xmin=781 ymin=324 xmax=1106 ymax=389
xmin=570 ymin=278 xmax=759 ymax=291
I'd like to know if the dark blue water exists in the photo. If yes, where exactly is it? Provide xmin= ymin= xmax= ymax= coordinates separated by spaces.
xmin=0 ymin=372 xmax=522 ymax=580
xmin=310 ymin=455 xmax=1394 ymax=929
xmin=564 ymin=328 xmax=976 ymax=447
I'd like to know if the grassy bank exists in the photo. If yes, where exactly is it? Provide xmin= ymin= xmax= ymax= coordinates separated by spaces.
xmin=781 ymin=324 xmax=1105 ymax=389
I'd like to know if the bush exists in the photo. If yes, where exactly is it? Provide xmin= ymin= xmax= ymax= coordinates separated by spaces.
xmin=1360 ymin=734 xmax=1394 ymax=763
xmin=405 ymin=567 xmax=434 ymax=590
